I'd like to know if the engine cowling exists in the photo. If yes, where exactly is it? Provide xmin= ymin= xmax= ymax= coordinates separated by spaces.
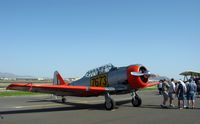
xmin=127 ymin=65 xmax=149 ymax=89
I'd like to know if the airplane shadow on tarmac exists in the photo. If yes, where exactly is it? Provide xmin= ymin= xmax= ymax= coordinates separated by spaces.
xmin=0 ymin=99 xmax=133 ymax=115
xmin=2 ymin=97 xmax=191 ymax=115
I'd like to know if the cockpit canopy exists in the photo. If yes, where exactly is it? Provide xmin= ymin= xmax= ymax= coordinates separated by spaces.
xmin=85 ymin=63 xmax=116 ymax=77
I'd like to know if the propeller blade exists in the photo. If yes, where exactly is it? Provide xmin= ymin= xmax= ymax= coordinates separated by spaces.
xmin=131 ymin=71 xmax=156 ymax=77
xmin=145 ymin=71 xmax=157 ymax=77
xmin=131 ymin=72 xmax=144 ymax=76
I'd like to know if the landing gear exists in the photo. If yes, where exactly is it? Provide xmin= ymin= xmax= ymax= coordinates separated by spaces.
xmin=51 ymin=94 xmax=58 ymax=100
xmin=104 ymin=93 xmax=115 ymax=110
xmin=61 ymin=96 xmax=66 ymax=103
xmin=131 ymin=91 xmax=142 ymax=107
xmin=52 ymin=95 xmax=66 ymax=103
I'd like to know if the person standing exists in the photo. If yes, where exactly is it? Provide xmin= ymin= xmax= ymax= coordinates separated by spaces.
xmin=161 ymin=79 xmax=170 ymax=108
xmin=186 ymin=78 xmax=197 ymax=109
xmin=176 ymin=80 xmax=187 ymax=109
xmin=185 ymin=80 xmax=190 ymax=108
xmin=180 ymin=80 xmax=187 ymax=108
xmin=168 ymin=78 xmax=176 ymax=107
xmin=157 ymin=80 xmax=163 ymax=95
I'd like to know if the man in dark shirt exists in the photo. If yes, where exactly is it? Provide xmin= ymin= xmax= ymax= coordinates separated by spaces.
xmin=176 ymin=80 xmax=186 ymax=109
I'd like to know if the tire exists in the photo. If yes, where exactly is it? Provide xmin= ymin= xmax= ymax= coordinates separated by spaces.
xmin=62 ymin=97 xmax=66 ymax=103
xmin=132 ymin=95 xmax=142 ymax=107
xmin=105 ymin=98 xmax=115 ymax=110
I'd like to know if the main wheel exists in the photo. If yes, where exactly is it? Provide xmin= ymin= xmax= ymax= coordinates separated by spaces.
xmin=104 ymin=98 xmax=115 ymax=110
xmin=62 ymin=97 xmax=66 ymax=103
xmin=132 ymin=95 xmax=142 ymax=107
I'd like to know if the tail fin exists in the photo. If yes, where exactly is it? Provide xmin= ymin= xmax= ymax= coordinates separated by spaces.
xmin=53 ymin=71 xmax=69 ymax=85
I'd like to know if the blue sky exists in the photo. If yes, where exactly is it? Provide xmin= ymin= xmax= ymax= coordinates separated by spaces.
xmin=0 ymin=0 xmax=199 ymax=79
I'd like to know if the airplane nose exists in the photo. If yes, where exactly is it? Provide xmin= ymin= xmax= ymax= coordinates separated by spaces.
xmin=127 ymin=65 xmax=158 ymax=89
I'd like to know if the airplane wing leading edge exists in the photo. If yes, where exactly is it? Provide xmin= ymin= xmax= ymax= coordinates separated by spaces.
xmin=6 ymin=83 xmax=115 ymax=97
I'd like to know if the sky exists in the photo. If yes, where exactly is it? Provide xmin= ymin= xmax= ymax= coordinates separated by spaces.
xmin=0 ymin=0 xmax=199 ymax=79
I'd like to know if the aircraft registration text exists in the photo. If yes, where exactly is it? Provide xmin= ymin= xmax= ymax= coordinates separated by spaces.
xmin=90 ymin=74 xmax=108 ymax=87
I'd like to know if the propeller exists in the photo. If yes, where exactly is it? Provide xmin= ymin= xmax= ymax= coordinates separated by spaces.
xmin=131 ymin=71 xmax=156 ymax=78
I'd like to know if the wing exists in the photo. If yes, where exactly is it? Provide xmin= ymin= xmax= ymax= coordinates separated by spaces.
xmin=7 ymin=83 xmax=115 ymax=97
xmin=180 ymin=71 xmax=200 ymax=77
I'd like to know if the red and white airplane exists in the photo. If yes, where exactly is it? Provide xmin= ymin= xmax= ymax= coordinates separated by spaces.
xmin=7 ymin=64 xmax=158 ymax=110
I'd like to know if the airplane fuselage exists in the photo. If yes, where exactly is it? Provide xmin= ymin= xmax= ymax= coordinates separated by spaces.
xmin=71 ymin=66 xmax=130 ymax=93
xmin=69 ymin=63 xmax=150 ymax=95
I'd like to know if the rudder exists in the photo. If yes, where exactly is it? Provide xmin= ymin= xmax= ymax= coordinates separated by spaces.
xmin=53 ymin=71 xmax=69 ymax=85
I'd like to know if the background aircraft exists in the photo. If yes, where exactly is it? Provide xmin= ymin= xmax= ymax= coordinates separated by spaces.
xmin=180 ymin=71 xmax=200 ymax=94
xmin=7 ymin=63 xmax=158 ymax=110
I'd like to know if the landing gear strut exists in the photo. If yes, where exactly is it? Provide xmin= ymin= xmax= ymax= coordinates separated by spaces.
xmin=131 ymin=91 xmax=142 ymax=107
xmin=51 ymin=94 xmax=58 ymax=100
xmin=104 ymin=93 xmax=115 ymax=110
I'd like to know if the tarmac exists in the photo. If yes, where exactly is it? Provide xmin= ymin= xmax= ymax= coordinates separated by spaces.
xmin=0 ymin=91 xmax=200 ymax=124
